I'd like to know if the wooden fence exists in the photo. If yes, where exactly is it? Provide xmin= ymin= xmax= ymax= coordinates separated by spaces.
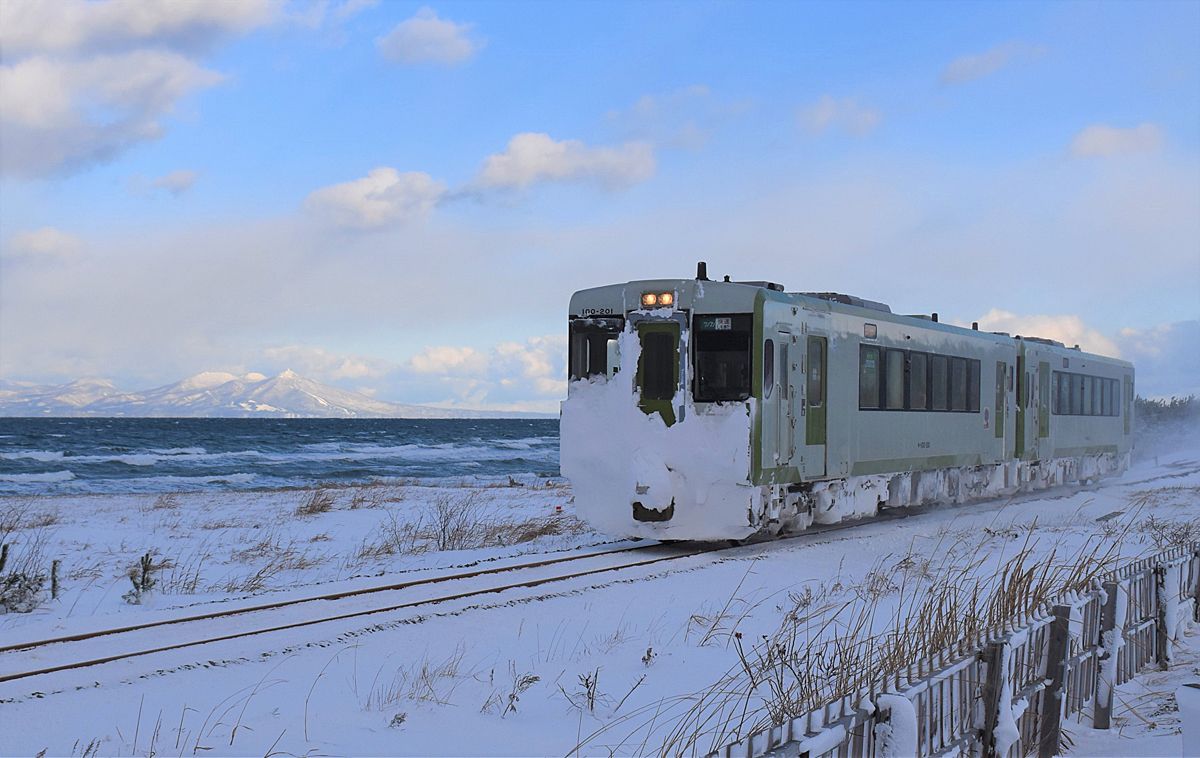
xmin=711 ymin=544 xmax=1200 ymax=758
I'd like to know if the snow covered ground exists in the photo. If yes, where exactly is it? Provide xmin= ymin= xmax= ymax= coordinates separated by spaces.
xmin=1 ymin=444 xmax=1197 ymax=756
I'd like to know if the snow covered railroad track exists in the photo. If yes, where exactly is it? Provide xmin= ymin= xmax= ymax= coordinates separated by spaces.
xmin=0 ymin=542 xmax=702 ymax=686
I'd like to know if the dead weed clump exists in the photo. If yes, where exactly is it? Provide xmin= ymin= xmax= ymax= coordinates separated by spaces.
xmin=1137 ymin=513 xmax=1200 ymax=550
xmin=365 ymin=644 xmax=470 ymax=710
xmin=295 ymin=487 xmax=337 ymax=517
xmin=0 ymin=523 xmax=54 ymax=613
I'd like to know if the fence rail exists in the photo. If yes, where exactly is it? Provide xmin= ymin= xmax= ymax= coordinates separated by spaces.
xmin=711 ymin=543 xmax=1200 ymax=758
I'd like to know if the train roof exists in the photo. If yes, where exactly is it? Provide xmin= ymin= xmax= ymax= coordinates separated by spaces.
xmin=569 ymin=270 xmax=1130 ymax=367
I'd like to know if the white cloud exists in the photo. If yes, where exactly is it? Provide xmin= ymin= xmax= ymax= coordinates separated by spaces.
xmin=152 ymin=169 xmax=199 ymax=195
xmin=0 ymin=0 xmax=275 ymax=178
xmin=0 ymin=51 xmax=224 ymax=177
xmin=333 ymin=0 xmax=379 ymax=23
xmin=305 ymin=167 xmax=446 ymax=229
xmin=477 ymin=133 xmax=655 ymax=190
xmin=974 ymin=309 xmax=1120 ymax=357
xmin=261 ymin=345 xmax=390 ymax=381
xmin=376 ymin=7 xmax=479 ymax=65
xmin=797 ymin=96 xmax=881 ymax=137
xmin=401 ymin=336 xmax=566 ymax=411
xmin=940 ymin=42 xmax=1042 ymax=85
xmin=4 ymin=227 xmax=82 ymax=261
xmin=0 ymin=0 xmax=276 ymax=57
xmin=605 ymin=84 xmax=745 ymax=149
xmin=408 ymin=346 xmax=487 ymax=376
xmin=1114 ymin=320 xmax=1200 ymax=398
xmin=1070 ymin=123 xmax=1164 ymax=158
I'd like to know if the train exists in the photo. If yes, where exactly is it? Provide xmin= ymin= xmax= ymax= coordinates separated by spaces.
xmin=560 ymin=263 xmax=1134 ymax=541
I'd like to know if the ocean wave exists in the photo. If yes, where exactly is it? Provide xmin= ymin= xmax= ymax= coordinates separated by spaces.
xmin=0 ymin=470 xmax=76 ymax=483
xmin=0 ymin=450 xmax=66 ymax=462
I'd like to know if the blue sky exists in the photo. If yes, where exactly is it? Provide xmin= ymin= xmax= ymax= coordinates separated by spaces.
xmin=1 ymin=0 xmax=1198 ymax=410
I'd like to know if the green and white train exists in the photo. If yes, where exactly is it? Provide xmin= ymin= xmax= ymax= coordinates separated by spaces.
xmin=560 ymin=264 xmax=1134 ymax=541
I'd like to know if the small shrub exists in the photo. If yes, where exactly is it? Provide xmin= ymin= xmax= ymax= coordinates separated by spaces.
xmin=1138 ymin=514 xmax=1200 ymax=549
xmin=123 ymin=551 xmax=160 ymax=604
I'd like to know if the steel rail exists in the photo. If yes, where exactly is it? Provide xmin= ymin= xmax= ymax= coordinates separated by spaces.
xmin=0 ymin=542 xmax=658 ymax=656
xmin=0 ymin=544 xmax=707 ymax=685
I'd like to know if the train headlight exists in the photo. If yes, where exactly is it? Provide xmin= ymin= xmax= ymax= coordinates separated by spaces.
xmin=641 ymin=292 xmax=675 ymax=308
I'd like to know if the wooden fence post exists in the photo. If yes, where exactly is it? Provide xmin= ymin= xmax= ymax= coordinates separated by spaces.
xmin=1094 ymin=581 xmax=1119 ymax=729
xmin=980 ymin=639 xmax=1006 ymax=758
xmin=1038 ymin=605 xmax=1073 ymax=758
xmin=1155 ymin=563 xmax=1170 ymax=671
xmin=1193 ymin=547 xmax=1200 ymax=624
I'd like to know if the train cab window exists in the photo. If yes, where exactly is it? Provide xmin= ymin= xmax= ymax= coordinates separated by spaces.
xmin=909 ymin=353 xmax=928 ymax=410
xmin=950 ymin=357 xmax=967 ymax=411
xmin=569 ymin=318 xmax=622 ymax=379
xmin=967 ymin=360 xmax=981 ymax=412
xmin=763 ymin=339 xmax=775 ymax=399
xmin=885 ymin=350 xmax=905 ymax=409
xmin=930 ymin=355 xmax=949 ymax=410
xmin=859 ymin=346 xmax=881 ymax=409
xmin=693 ymin=314 xmax=752 ymax=402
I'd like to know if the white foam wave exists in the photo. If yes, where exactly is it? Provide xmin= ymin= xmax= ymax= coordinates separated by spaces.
xmin=0 ymin=450 xmax=65 ymax=462
xmin=0 ymin=470 xmax=76 ymax=483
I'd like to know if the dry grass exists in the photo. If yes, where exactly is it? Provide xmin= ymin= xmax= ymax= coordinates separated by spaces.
xmin=354 ymin=493 xmax=586 ymax=563
xmin=0 ymin=500 xmax=59 ymax=541
xmin=295 ymin=487 xmax=337 ymax=517
xmin=1137 ymin=513 xmax=1200 ymax=550
xmin=365 ymin=644 xmax=470 ymax=710
xmin=219 ymin=534 xmax=327 ymax=593
xmin=583 ymin=527 xmax=1130 ymax=756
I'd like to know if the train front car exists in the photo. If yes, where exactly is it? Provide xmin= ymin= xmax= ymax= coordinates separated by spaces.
xmin=560 ymin=271 xmax=766 ymax=541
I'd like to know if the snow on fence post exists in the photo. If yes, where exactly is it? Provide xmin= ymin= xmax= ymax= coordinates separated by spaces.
xmin=1093 ymin=580 xmax=1121 ymax=730
xmin=1037 ymin=604 xmax=1073 ymax=758
xmin=1155 ymin=562 xmax=1170 ymax=671
xmin=979 ymin=638 xmax=1007 ymax=758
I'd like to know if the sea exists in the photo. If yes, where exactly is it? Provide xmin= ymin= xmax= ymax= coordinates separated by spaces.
xmin=0 ymin=418 xmax=560 ymax=496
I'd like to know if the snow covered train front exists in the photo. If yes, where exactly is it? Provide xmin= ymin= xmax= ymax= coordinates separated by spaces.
xmin=560 ymin=264 xmax=1135 ymax=541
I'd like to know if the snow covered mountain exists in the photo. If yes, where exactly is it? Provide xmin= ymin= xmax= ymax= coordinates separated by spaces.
xmin=0 ymin=371 xmax=548 ymax=418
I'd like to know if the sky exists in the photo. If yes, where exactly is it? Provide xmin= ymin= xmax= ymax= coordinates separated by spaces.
xmin=1 ymin=0 xmax=1198 ymax=412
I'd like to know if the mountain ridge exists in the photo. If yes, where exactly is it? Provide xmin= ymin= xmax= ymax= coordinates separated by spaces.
xmin=0 ymin=371 xmax=554 ymax=419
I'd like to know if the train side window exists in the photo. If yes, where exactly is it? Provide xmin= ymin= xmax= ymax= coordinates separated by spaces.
xmin=909 ymin=352 xmax=928 ymax=410
xmin=1100 ymin=377 xmax=1109 ymax=416
xmin=967 ymin=359 xmax=981 ymax=412
xmin=885 ymin=349 xmax=905 ymax=409
xmin=950 ymin=357 xmax=967 ymax=411
xmin=1055 ymin=372 xmax=1067 ymax=415
xmin=859 ymin=345 xmax=881 ymax=409
xmin=930 ymin=355 xmax=949 ymax=410
xmin=1090 ymin=377 xmax=1101 ymax=416
xmin=763 ymin=339 xmax=775 ymax=399
xmin=807 ymin=337 xmax=824 ymax=406
xmin=1071 ymin=374 xmax=1085 ymax=415
xmin=1109 ymin=379 xmax=1118 ymax=416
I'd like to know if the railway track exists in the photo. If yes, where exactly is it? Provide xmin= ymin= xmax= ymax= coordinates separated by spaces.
xmin=0 ymin=541 xmax=705 ymax=686
xmin=3 ymin=469 xmax=1169 ymax=688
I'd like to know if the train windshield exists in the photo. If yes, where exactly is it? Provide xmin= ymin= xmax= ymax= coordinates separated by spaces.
xmin=693 ymin=314 xmax=752 ymax=402
xmin=569 ymin=317 xmax=623 ymax=379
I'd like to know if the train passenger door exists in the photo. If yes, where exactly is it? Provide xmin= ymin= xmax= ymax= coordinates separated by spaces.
xmin=777 ymin=331 xmax=794 ymax=466
xmin=801 ymin=335 xmax=827 ymax=478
